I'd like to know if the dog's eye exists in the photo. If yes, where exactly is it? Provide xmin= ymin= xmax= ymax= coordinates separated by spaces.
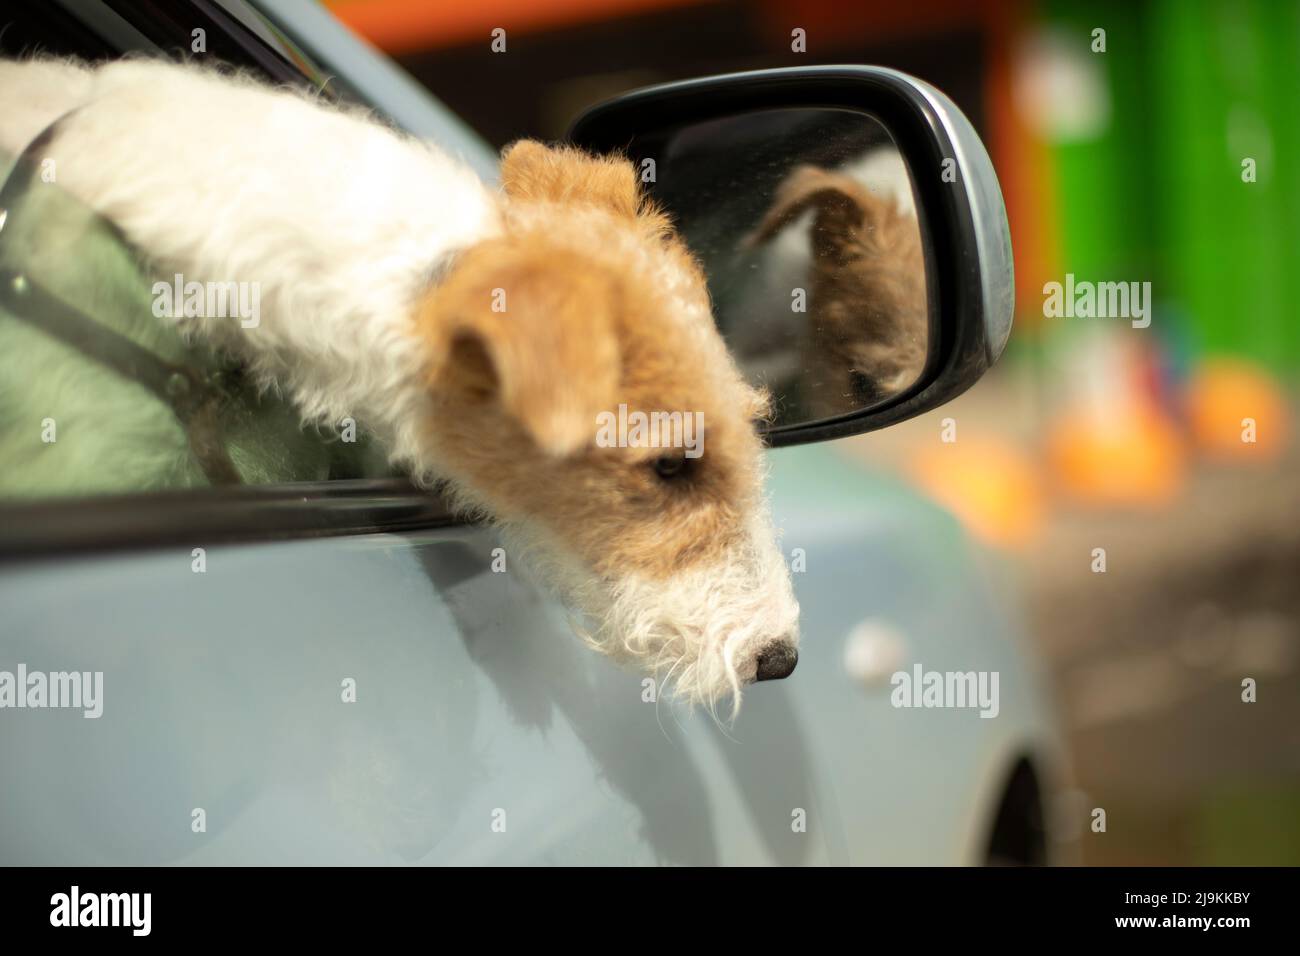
xmin=652 ymin=454 xmax=690 ymax=481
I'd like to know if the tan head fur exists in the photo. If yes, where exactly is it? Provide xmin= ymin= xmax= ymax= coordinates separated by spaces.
xmin=415 ymin=142 xmax=799 ymax=714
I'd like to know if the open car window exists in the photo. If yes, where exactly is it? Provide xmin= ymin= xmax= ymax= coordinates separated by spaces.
xmin=0 ymin=138 xmax=401 ymax=501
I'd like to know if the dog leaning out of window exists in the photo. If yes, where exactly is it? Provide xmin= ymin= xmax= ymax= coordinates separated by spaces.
xmin=0 ymin=56 xmax=800 ymax=713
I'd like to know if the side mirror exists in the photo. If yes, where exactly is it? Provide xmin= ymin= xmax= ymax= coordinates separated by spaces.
xmin=568 ymin=66 xmax=1013 ymax=446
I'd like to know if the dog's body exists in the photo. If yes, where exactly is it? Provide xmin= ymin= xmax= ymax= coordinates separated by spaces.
xmin=0 ymin=57 xmax=498 ymax=480
xmin=0 ymin=57 xmax=798 ymax=710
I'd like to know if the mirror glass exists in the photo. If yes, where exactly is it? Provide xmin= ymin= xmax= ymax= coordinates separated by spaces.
xmin=633 ymin=108 xmax=932 ymax=430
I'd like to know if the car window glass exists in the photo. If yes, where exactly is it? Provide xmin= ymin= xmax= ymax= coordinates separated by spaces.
xmin=0 ymin=141 xmax=400 ymax=501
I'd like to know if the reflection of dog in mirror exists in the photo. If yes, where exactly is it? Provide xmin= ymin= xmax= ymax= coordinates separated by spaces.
xmin=748 ymin=152 xmax=928 ymax=417
xmin=0 ymin=56 xmax=799 ymax=714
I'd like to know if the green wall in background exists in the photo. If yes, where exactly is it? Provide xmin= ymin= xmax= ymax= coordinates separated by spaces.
xmin=1043 ymin=0 xmax=1152 ymax=281
xmin=1149 ymin=0 xmax=1300 ymax=372
xmin=1040 ymin=0 xmax=1300 ymax=373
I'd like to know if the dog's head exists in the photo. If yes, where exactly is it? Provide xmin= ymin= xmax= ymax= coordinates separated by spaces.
xmin=748 ymin=164 xmax=928 ymax=416
xmin=417 ymin=141 xmax=799 ymax=714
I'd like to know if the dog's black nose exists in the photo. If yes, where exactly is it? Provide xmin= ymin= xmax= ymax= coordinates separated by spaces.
xmin=755 ymin=642 xmax=799 ymax=681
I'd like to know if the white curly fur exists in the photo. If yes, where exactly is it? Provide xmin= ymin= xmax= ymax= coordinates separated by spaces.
xmin=0 ymin=56 xmax=497 ymax=482
xmin=439 ymin=471 xmax=799 ymax=716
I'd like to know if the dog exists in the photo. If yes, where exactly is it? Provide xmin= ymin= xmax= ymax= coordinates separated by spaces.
xmin=0 ymin=56 xmax=800 ymax=713
xmin=746 ymin=151 xmax=928 ymax=417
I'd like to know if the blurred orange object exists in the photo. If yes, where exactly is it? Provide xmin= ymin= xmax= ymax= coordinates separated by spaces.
xmin=1047 ymin=404 xmax=1185 ymax=506
xmin=1187 ymin=359 xmax=1290 ymax=462
xmin=910 ymin=438 xmax=1045 ymax=549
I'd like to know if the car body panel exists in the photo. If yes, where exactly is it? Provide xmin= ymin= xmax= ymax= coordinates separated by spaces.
xmin=0 ymin=444 xmax=1056 ymax=865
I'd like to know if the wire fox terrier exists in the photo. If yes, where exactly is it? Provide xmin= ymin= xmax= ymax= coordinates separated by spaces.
xmin=0 ymin=56 xmax=800 ymax=712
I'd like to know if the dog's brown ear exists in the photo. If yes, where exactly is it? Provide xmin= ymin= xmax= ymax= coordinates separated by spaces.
xmin=423 ymin=240 xmax=621 ymax=457
xmin=501 ymin=140 xmax=645 ymax=219
xmin=746 ymin=165 xmax=882 ymax=266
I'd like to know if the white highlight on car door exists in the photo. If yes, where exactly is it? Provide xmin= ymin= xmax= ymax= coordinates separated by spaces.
xmin=843 ymin=618 xmax=908 ymax=687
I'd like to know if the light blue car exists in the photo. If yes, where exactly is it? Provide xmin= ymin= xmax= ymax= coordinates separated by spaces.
xmin=0 ymin=0 xmax=1065 ymax=865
